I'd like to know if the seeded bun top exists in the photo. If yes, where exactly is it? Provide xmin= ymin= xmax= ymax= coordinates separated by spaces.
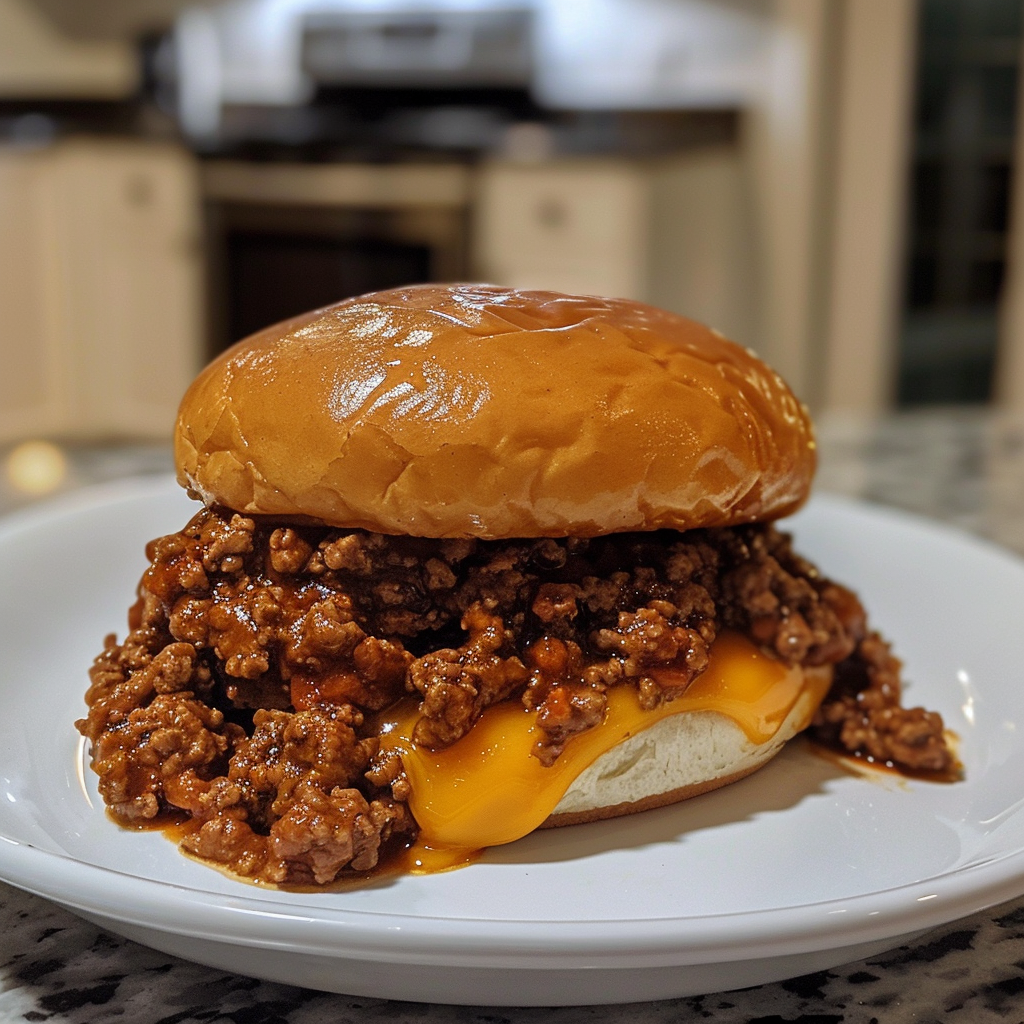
xmin=174 ymin=284 xmax=815 ymax=539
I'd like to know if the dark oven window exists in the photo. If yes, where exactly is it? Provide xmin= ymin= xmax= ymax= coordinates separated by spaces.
xmin=227 ymin=231 xmax=432 ymax=343
xmin=206 ymin=201 xmax=467 ymax=356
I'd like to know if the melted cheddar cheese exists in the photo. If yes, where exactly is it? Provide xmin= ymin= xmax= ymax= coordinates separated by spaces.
xmin=377 ymin=631 xmax=830 ymax=861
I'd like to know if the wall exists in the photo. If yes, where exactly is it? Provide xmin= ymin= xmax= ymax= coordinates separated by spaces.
xmin=0 ymin=0 xmax=137 ymax=97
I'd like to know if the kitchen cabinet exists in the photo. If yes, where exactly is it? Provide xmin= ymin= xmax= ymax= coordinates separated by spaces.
xmin=472 ymin=148 xmax=758 ymax=348
xmin=0 ymin=142 xmax=757 ymax=444
xmin=0 ymin=139 xmax=203 ymax=443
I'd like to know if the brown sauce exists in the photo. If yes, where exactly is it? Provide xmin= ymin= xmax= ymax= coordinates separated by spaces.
xmin=807 ymin=730 xmax=963 ymax=785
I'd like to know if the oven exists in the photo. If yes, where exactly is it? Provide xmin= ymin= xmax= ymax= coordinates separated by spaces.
xmin=200 ymin=160 xmax=472 ymax=357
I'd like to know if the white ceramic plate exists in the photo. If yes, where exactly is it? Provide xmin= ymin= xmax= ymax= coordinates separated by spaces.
xmin=1 ymin=476 xmax=1023 ymax=1006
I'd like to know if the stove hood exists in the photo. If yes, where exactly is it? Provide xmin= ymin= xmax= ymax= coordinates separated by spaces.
xmin=172 ymin=0 xmax=771 ymax=141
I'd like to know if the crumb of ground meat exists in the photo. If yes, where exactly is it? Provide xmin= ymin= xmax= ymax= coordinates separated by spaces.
xmin=716 ymin=526 xmax=860 ymax=666
xmin=78 ymin=641 xmax=203 ymax=741
xmin=181 ymin=788 xmax=415 ymax=884
xmin=225 ymin=706 xmax=377 ymax=829
xmin=267 ymin=782 xmax=402 ymax=882
xmin=532 ymin=583 xmax=580 ymax=623
xmin=79 ymin=506 xmax=956 ymax=884
xmin=200 ymin=513 xmax=255 ymax=574
xmin=180 ymin=814 xmax=269 ymax=879
xmin=532 ymin=683 xmax=606 ymax=766
xmin=594 ymin=605 xmax=708 ymax=681
xmin=521 ymin=636 xmax=607 ymax=764
xmin=407 ymin=604 xmax=530 ymax=748
xmin=364 ymin=747 xmax=411 ymax=801
xmin=268 ymin=527 xmax=313 ymax=575
xmin=89 ymin=692 xmax=238 ymax=821
xmin=812 ymin=632 xmax=955 ymax=774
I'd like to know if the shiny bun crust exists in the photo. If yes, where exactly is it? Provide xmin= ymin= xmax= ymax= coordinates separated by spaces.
xmin=175 ymin=284 xmax=815 ymax=538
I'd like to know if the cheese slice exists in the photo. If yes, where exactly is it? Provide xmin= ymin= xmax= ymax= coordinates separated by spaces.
xmin=376 ymin=631 xmax=828 ymax=855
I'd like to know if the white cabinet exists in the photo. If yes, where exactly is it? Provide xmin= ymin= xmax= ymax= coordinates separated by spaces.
xmin=0 ymin=151 xmax=63 ymax=442
xmin=0 ymin=140 xmax=204 ymax=443
xmin=472 ymin=148 xmax=758 ymax=347
xmin=474 ymin=161 xmax=648 ymax=299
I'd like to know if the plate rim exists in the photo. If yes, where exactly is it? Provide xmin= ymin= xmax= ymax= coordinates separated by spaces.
xmin=4 ymin=833 xmax=1024 ymax=968
xmin=2 ymin=476 xmax=1024 ymax=971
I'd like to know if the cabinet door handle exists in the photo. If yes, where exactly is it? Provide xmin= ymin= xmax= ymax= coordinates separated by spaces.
xmin=125 ymin=174 xmax=154 ymax=207
xmin=535 ymin=197 xmax=567 ymax=229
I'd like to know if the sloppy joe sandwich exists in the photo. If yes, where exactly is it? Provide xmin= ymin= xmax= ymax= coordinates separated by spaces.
xmin=77 ymin=284 xmax=956 ymax=885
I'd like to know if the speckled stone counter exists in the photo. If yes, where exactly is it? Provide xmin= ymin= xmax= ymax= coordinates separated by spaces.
xmin=2 ymin=408 xmax=1024 ymax=1024
xmin=3 ymin=886 xmax=1024 ymax=1023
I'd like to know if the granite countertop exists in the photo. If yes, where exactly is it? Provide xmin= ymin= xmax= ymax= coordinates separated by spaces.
xmin=2 ymin=408 xmax=1024 ymax=1024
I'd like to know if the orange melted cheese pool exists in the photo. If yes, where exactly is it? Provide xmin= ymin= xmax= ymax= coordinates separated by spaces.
xmin=376 ymin=631 xmax=831 ymax=860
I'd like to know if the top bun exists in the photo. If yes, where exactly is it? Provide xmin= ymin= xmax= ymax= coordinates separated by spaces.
xmin=175 ymin=284 xmax=815 ymax=539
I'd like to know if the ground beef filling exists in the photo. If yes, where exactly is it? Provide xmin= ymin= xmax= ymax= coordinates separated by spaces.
xmin=77 ymin=507 xmax=955 ymax=885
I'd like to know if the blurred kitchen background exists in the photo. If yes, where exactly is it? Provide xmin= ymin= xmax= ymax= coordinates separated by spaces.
xmin=5 ymin=0 xmax=1024 ymax=505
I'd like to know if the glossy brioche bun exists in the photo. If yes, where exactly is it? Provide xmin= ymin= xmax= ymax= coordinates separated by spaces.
xmin=545 ymin=665 xmax=832 ymax=827
xmin=175 ymin=284 xmax=816 ymax=539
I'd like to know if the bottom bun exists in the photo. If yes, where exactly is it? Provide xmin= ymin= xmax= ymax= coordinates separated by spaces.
xmin=543 ymin=670 xmax=830 ymax=828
